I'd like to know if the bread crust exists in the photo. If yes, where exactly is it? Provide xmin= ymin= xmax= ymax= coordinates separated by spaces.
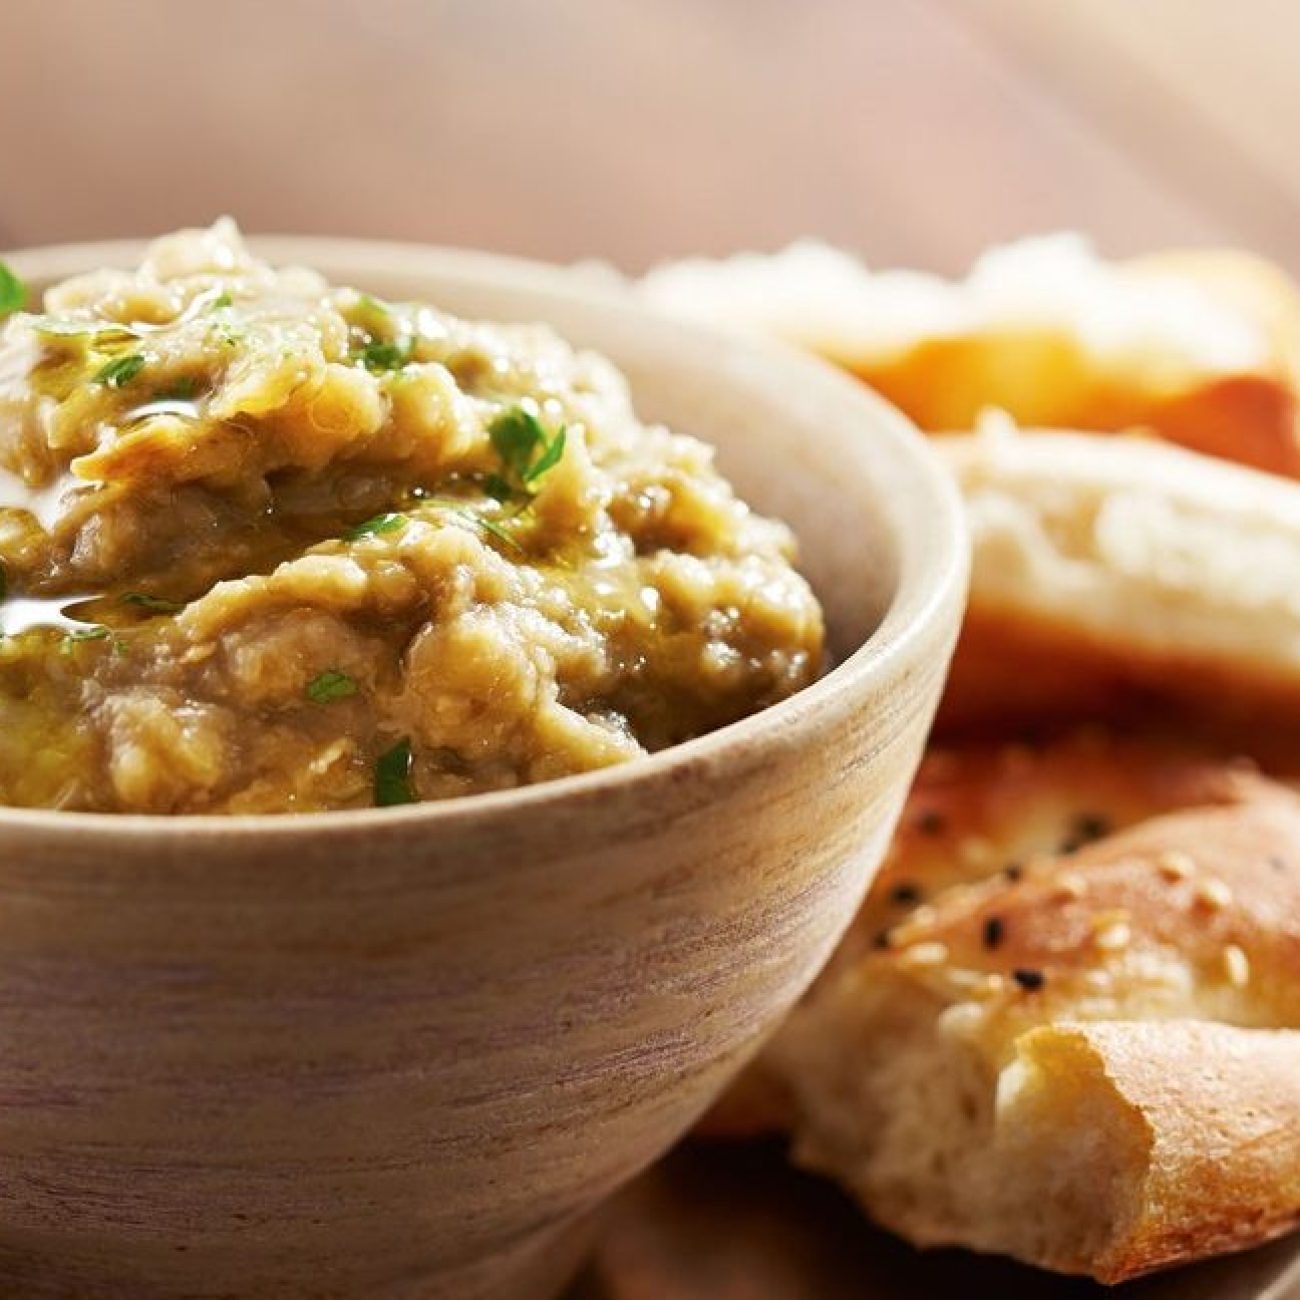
xmin=937 ymin=429 xmax=1300 ymax=742
xmin=1016 ymin=1021 xmax=1300 ymax=1282
xmin=772 ymin=792 xmax=1300 ymax=1281
xmin=641 ymin=239 xmax=1300 ymax=476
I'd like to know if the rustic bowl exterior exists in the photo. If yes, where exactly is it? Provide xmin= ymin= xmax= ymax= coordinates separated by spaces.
xmin=0 ymin=239 xmax=968 ymax=1299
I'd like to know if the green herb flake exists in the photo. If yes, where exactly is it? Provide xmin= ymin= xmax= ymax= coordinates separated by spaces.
xmin=119 ymin=592 xmax=185 ymax=614
xmin=472 ymin=513 xmax=525 ymax=551
xmin=60 ymin=626 xmax=110 ymax=653
xmin=93 ymin=353 xmax=146 ymax=389
xmin=210 ymin=292 xmax=233 ymax=311
xmin=0 ymin=262 xmax=26 ymax=318
xmin=486 ymin=406 xmax=568 ymax=500
xmin=353 ymin=338 xmax=413 ymax=373
xmin=306 ymin=669 xmax=358 ymax=704
xmin=344 ymin=512 xmax=409 ymax=542
xmin=525 ymin=426 xmax=567 ymax=483
xmin=374 ymin=737 xmax=416 ymax=807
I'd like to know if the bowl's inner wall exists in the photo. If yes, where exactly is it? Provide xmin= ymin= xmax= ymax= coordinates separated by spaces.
xmin=22 ymin=252 xmax=899 ymax=664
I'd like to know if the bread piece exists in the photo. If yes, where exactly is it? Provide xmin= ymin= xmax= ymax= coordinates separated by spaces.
xmin=702 ymin=730 xmax=1272 ymax=1139
xmin=936 ymin=423 xmax=1300 ymax=740
xmin=639 ymin=236 xmax=1300 ymax=475
xmin=769 ymin=792 xmax=1300 ymax=1282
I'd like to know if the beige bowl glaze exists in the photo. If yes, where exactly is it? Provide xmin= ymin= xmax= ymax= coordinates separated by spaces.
xmin=0 ymin=237 xmax=967 ymax=1300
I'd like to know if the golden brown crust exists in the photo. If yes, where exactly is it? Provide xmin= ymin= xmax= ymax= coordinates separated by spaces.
xmin=773 ymin=790 xmax=1300 ymax=1281
xmin=851 ymin=247 xmax=1300 ymax=477
xmin=1023 ymin=1021 xmax=1300 ymax=1282
xmin=935 ymin=429 xmax=1300 ymax=751
xmin=879 ymin=794 xmax=1300 ymax=1022
xmin=939 ymin=604 xmax=1300 ymax=763
xmin=842 ymin=730 xmax=1275 ymax=973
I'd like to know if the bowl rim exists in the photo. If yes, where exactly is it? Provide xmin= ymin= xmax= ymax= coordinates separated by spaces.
xmin=0 ymin=233 xmax=968 ymax=841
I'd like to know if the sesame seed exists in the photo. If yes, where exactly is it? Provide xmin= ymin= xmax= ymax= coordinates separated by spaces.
xmin=891 ymin=905 xmax=939 ymax=943
xmin=1157 ymin=850 xmax=1196 ymax=882
xmin=1223 ymin=944 xmax=1251 ymax=988
xmin=897 ymin=941 xmax=949 ymax=969
xmin=1194 ymin=878 xmax=1233 ymax=911
xmin=1054 ymin=872 xmax=1087 ymax=901
xmin=1095 ymin=920 xmax=1132 ymax=952
xmin=959 ymin=836 xmax=996 ymax=868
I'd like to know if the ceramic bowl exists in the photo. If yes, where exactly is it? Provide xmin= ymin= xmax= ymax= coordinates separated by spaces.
xmin=0 ymin=237 xmax=967 ymax=1299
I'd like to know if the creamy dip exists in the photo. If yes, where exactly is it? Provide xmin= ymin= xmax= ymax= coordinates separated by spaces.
xmin=0 ymin=222 xmax=823 ymax=813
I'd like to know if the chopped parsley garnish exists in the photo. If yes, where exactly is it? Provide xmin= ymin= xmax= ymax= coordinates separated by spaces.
xmin=306 ymin=670 xmax=358 ymax=703
xmin=94 ymin=353 xmax=146 ymax=388
xmin=210 ymin=292 xmax=232 ymax=311
xmin=60 ymin=626 xmax=110 ymax=652
xmin=354 ymin=338 xmax=413 ymax=373
xmin=120 ymin=592 xmax=185 ymax=614
xmin=487 ymin=406 xmax=567 ymax=499
xmin=0 ymin=262 xmax=26 ymax=317
xmin=374 ymin=737 xmax=416 ymax=807
xmin=344 ymin=512 xmax=408 ymax=541
xmin=470 ymin=512 xmax=525 ymax=551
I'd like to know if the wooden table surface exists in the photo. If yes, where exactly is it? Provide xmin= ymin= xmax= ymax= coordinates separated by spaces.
xmin=3 ymin=0 xmax=1300 ymax=274
xmin=6 ymin=3 xmax=1299 ymax=1295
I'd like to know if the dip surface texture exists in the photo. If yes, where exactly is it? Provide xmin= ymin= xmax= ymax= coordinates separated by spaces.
xmin=0 ymin=223 xmax=823 ymax=813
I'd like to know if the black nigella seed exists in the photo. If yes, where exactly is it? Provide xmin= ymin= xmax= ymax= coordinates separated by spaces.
xmin=1073 ymin=811 xmax=1111 ymax=842
xmin=982 ymin=916 xmax=1005 ymax=950
xmin=890 ymin=882 xmax=923 ymax=906
xmin=1004 ymin=862 xmax=1024 ymax=882
xmin=1012 ymin=967 xmax=1045 ymax=992
xmin=915 ymin=809 xmax=946 ymax=836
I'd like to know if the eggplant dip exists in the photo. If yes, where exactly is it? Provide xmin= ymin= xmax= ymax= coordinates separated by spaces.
xmin=0 ymin=222 xmax=824 ymax=813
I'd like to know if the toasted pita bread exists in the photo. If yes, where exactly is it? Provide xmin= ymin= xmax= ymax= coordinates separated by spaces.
xmin=770 ymin=790 xmax=1300 ymax=1282
xmin=640 ymin=237 xmax=1300 ymax=476
xmin=936 ymin=423 xmax=1300 ymax=741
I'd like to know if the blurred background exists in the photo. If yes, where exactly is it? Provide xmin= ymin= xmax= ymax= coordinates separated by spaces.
xmin=4 ymin=0 xmax=1298 ymax=274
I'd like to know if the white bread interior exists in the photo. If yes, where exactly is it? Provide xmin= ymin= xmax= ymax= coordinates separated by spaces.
xmin=938 ymin=422 xmax=1300 ymax=731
